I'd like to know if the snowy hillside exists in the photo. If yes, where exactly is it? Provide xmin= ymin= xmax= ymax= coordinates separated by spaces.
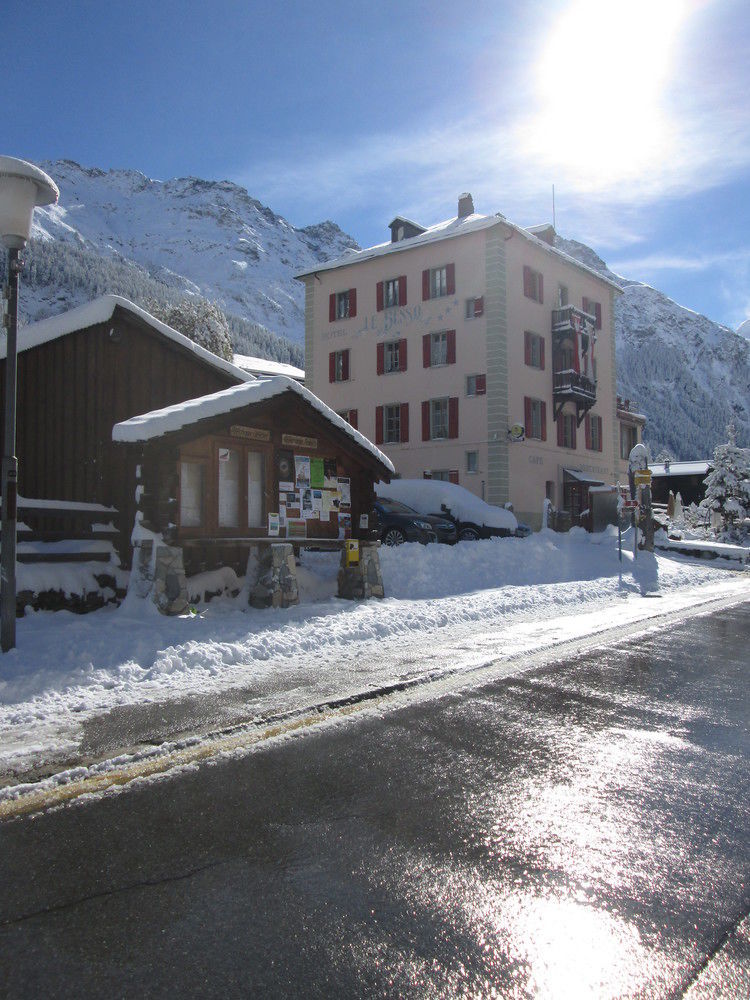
xmin=26 ymin=159 xmax=357 ymax=346
xmin=556 ymin=237 xmax=750 ymax=460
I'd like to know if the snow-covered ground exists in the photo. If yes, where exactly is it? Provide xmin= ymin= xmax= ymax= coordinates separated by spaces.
xmin=0 ymin=527 xmax=747 ymax=779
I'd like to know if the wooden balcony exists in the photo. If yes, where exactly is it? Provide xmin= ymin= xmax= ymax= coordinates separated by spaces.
xmin=552 ymin=369 xmax=597 ymax=425
xmin=551 ymin=304 xmax=596 ymax=337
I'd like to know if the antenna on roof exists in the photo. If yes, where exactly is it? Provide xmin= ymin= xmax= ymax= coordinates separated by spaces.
xmin=552 ymin=184 xmax=556 ymax=230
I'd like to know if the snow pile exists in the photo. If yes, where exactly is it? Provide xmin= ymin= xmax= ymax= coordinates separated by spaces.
xmin=376 ymin=478 xmax=517 ymax=531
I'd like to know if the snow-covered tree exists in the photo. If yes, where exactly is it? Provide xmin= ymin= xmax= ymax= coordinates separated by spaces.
xmin=700 ymin=423 xmax=750 ymax=534
xmin=145 ymin=297 xmax=234 ymax=361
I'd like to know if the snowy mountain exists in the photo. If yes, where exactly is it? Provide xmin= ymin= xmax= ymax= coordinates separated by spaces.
xmin=15 ymin=159 xmax=748 ymax=460
xmin=24 ymin=159 xmax=357 ymax=349
xmin=556 ymin=237 xmax=750 ymax=460
xmin=737 ymin=319 xmax=750 ymax=340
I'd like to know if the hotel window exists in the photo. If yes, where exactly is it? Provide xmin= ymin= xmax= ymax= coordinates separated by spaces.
xmin=524 ymin=397 xmax=547 ymax=441
xmin=384 ymin=404 xmax=401 ymax=444
xmin=465 ymin=296 xmax=484 ymax=318
xmin=422 ymin=263 xmax=455 ymax=300
xmin=558 ymin=285 xmax=568 ymax=307
xmin=337 ymin=408 xmax=358 ymax=429
xmin=523 ymin=265 xmax=544 ymax=303
xmin=583 ymin=297 xmax=603 ymax=329
xmin=558 ymin=413 xmax=577 ymax=449
xmin=180 ymin=461 xmax=205 ymax=528
xmin=466 ymin=451 xmax=479 ymax=474
xmin=377 ymin=275 xmax=407 ymax=310
xmin=329 ymin=349 xmax=350 ymax=382
xmin=586 ymin=413 xmax=603 ymax=452
xmin=465 ymin=373 xmax=486 ymax=396
xmin=385 ymin=278 xmax=400 ymax=308
xmin=431 ymin=470 xmax=452 ymax=482
xmin=424 ymin=330 xmax=456 ymax=367
xmin=385 ymin=340 xmax=401 ymax=373
xmin=329 ymin=288 xmax=357 ymax=321
xmin=524 ymin=332 xmax=545 ymax=370
xmin=431 ymin=398 xmax=449 ymax=439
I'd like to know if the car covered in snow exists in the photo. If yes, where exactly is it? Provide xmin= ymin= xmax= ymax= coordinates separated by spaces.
xmin=373 ymin=498 xmax=457 ymax=546
xmin=376 ymin=480 xmax=517 ymax=542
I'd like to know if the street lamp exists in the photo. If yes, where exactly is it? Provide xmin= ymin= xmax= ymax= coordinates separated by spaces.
xmin=0 ymin=157 xmax=58 ymax=652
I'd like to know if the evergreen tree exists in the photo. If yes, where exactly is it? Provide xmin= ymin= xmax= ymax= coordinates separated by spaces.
xmin=700 ymin=423 xmax=750 ymax=533
xmin=145 ymin=297 xmax=234 ymax=361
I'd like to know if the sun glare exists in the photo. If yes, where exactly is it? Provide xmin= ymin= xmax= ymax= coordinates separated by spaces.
xmin=524 ymin=0 xmax=689 ymax=188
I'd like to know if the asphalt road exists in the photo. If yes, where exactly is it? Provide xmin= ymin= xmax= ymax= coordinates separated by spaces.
xmin=0 ymin=603 xmax=748 ymax=999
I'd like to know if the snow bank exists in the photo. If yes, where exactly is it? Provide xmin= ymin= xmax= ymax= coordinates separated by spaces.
xmin=377 ymin=478 xmax=517 ymax=531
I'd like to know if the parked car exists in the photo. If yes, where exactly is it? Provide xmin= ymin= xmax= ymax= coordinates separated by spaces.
xmin=376 ymin=480 xmax=517 ymax=542
xmin=373 ymin=498 xmax=457 ymax=546
xmin=514 ymin=521 xmax=533 ymax=538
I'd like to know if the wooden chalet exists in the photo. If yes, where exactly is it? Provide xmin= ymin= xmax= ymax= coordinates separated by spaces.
xmin=0 ymin=295 xmax=392 ymax=574
xmin=113 ymin=378 xmax=393 ymax=576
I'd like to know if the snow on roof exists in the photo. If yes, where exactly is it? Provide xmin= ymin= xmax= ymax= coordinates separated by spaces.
xmin=296 ymin=210 xmax=622 ymax=292
xmin=233 ymin=353 xmax=304 ymax=380
xmin=4 ymin=294 xmax=253 ymax=384
xmin=650 ymin=461 xmax=710 ymax=477
xmin=112 ymin=375 xmax=395 ymax=472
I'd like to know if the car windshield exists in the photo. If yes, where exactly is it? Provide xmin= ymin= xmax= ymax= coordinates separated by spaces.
xmin=378 ymin=499 xmax=420 ymax=515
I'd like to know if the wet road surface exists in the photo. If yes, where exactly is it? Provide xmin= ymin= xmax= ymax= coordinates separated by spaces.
xmin=0 ymin=602 xmax=748 ymax=998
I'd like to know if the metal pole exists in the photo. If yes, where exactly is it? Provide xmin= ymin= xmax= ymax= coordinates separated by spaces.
xmin=1 ymin=247 xmax=21 ymax=651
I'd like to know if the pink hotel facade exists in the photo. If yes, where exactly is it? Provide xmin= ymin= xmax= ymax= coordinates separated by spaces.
xmin=297 ymin=195 xmax=645 ymax=529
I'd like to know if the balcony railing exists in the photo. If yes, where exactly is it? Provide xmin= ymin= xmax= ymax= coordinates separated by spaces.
xmin=551 ymin=304 xmax=596 ymax=335
xmin=553 ymin=369 xmax=597 ymax=400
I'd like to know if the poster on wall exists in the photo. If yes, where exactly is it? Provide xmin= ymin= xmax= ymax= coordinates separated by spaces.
xmin=278 ymin=480 xmax=294 ymax=493
xmin=338 ymin=513 xmax=352 ymax=539
xmin=279 ymin=505 xmax=287 ymax=527
xmin=295 ymin=455 xmax=311 ymax=488
xmin=321 ymin=493 xmax=337 ymax=521
xmin=277 ymin=450 xmax=294 ymax=483
xmin=286 ymin=518 xmax=307 ymax=540
xmin=268 ymin=512 xmax=280 ymax=536
xmin=310 ymin=458 xmax=325 ymax=489
xmin=338 ymin=477 xmax=351 ymax=508
xmin=323 ymin=459 xmax=338 ymax=488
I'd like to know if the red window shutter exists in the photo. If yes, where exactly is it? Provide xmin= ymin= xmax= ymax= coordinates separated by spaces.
xmin=376 ymin=281 xmax=384 ymax=312
xmin=524 ymin=396 xmax=532 ymax=436
xmin=400 ymin=402 xmax=409 ymax=443
xmin=423 ymin=334 xmax=431 ymax=368
xmin=348 ymin=288 xmax=357 ymax=318
xmin=540 ymin=337 xmax=545 ymax=370
xmin=557 ymin=415 xmax=564 ymax=447
xmin=449 ymin=470 xmax=459 ymax=485
xmin=329 ymin=294 xmax=336 ymax=323
xmin=375 ymin=406 xmax=384 ymax=445
xmin=524 ymin=331 xmax=531 ymax=366
xmin=446 ymin=263 xmax=455 ymax=296
xmin=342 ymin=349 xmax=350 ymax=381
xmin=448 ymin=397 xmax=459 ymax=438
xmin=399 ymin=338 xmax=408 ymax=371
xmin=597 ymin=416 xmax=603 ymax=451
xmin=571 ymin=418 xmax=577 ymax=450
xmin=422 ymin=401 xmax=430 ymax=441
xmin=422 ymin=269 xmax=430 ymax=301
xmin=541 ymin=401 xmax=547 ymax=441
xmin=474 ymin=296 xmax=484 ymax=317
xmin=523 ymin=265 xmax=531 ymax=297
xmin=582 ymin=296 xmax=589 ymax=314
xmin=349 ymin=409 xmax=358 ymax=430
xmin=329 ymin=352 xmax=336 ymax=383
xmin=399 ymin=275 xmax=407 ymax=305
xmin=595 ymin=303 xmax=602 ymax=330
xmin=475 ymin=374 xmax=486 ymax=395
xmin=585 ymin=413 xmax=592 ymax=449
xmin=446 ymin=330 xmax=456 ymax=365
xmin=376 ymin=342 xmax=385 ymax=376
xmin=538 ymin=274 xmax=543 ymax=304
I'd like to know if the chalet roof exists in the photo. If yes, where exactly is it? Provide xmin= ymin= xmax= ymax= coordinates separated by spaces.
xmin=233 ymin=353 xmax=305 ymax=381
xmin=4 ymin=295 xmax=253 ymax=384
xmin=112 ymin=375 xmax=395 ymax=473
xmin=650 ymin=461 xmax=710 ymax=477
xmin=296 ymin=211 xmax=623 ymax=293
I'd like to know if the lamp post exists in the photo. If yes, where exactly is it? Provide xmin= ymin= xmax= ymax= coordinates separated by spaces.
xmin=0 ymin=157 xmax=58 ymax=652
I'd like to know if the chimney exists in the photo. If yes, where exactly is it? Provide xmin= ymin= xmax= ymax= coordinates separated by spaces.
xmin=457 ymin=192 xmax=474 ymax=218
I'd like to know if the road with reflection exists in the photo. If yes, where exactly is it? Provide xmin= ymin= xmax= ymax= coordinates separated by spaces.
xmin=0 ymin=602 xmax=748 ymax=998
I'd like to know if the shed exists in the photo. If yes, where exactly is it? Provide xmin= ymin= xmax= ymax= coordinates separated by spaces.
xmin=649 ymin=461 xmax=710 ymax=506
xmin=113 ymin=376 xmax=394 ymax=577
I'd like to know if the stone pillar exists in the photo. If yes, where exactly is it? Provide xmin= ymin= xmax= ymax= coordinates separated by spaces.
xmin=152 ymin=544 xmax=190 ymax=615
xmin=337 ymin=543 xmax=385 ymax=600
xmin=247 ymin=543 xmax=299 ymax=609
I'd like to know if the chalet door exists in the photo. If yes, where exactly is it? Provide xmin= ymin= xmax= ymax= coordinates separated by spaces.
xmin=247 ymin=451 xmax=264 ymax=528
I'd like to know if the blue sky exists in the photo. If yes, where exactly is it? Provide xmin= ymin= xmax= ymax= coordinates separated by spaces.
xmin=8 ymin=0 xmax=750 ymax=329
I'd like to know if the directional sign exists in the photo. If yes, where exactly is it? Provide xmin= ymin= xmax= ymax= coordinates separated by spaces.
xmin=634 ymin=470 xmax=652 ymax=484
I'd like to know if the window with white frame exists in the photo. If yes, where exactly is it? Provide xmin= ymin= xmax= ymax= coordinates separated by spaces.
xmin=430 ymin=398 xmax=449 ymax=439
xmin=527 ymin=399 xmax=544 ymax=440
xmin=430 ymin=266 xmax=448 ymax=299
xmin=466 ymin=451 xmax=479 ymax=474
xmin=465 ymin=297 xmax=484 ymax=318
xmin=384 ymin=278 xmax=401 ymax=308
xmin=588 ymin=414 xmax=602 ymax=452
xmin=430 ymin=331 xmax=448 ymax=366
xmin=384 ymin=340 xmax=401 ymax=373
xmin=525 ymin=332 xmax=544 ymax=369
xmin=562 ymin=414 xmax=577 ymax=449
xmin=384 ymin=404 xmax=401 ymax=444
xmin=336 ymin=290 xmax=351 ymax=319
xmin=466 ymin=374 xmax=478 ymax=396
xmin=431 ymin=470 xmax=452 ymax=482
xmin=334 ymin=349 xmax=349 ymax=381
xmin=558 ymin=284 xmax=568 ymax=307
